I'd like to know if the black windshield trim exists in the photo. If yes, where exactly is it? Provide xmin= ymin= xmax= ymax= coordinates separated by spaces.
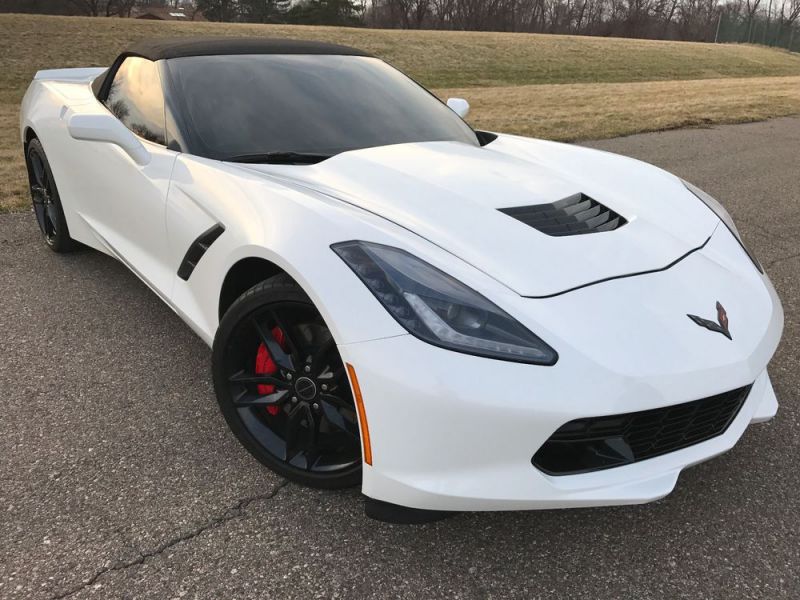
xmin=223 ymin=152 xmax=332 ymax=165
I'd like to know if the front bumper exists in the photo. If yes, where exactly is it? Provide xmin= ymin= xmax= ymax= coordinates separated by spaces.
xmin=340 ymin=334 xmax=777 ymax=512
xmin=337 ymin=228 xmax=783 ymax=512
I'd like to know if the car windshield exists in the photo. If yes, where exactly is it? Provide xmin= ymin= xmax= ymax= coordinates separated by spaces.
xmin=164 ymin=54 xmax=479 ymax=161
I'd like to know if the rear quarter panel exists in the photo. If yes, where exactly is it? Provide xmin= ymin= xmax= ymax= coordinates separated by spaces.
xmin=20 ymin=71 xmax=109 ymax=252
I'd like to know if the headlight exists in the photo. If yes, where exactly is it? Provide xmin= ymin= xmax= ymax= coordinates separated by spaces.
xmin=332 ymin=241 xmax=558 ymax=365
xmin=682 ymin=180 xmax=762 ymax=273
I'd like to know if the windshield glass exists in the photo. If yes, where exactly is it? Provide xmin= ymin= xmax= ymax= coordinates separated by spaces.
xmin=164 ymin=54 xmax=479 ymax=161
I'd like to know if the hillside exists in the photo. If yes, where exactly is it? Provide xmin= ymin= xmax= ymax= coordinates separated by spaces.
xmin=1 ymin=13 xmax=800 ymax=210
xmin=2 ymin=13 xmax=800 ymax=98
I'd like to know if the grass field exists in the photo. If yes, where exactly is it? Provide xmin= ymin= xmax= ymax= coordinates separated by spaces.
xmin=2 ymin=13 xmax=800 ymax=211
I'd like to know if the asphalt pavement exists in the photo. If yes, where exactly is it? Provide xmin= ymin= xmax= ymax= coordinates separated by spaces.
xmin=1 ymin=117 xmax=799 ymax=599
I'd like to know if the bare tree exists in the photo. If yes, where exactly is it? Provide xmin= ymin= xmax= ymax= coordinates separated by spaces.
xmin=744 ymin=0 xmax=762 ymax=40
xmin=774 ymin=0 xmax=800 ymax=42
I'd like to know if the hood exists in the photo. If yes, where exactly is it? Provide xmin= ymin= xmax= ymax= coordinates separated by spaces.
xmin=243 ymin=138 xmax=719 ymax=297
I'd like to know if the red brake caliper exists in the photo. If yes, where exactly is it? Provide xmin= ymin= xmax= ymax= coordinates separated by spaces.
xmin=255 ymin=327 xmax=287 ymax=416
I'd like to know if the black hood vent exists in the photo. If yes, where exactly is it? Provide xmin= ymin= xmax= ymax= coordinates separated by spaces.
xmin=500 ymin=193 xmax=627 ymax=237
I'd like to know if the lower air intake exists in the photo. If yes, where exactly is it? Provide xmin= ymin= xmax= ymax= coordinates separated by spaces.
xmin=533 ymin=385 xmax=751 ymax=476
xmin=500 ymin=193 xmax=627 ymax=236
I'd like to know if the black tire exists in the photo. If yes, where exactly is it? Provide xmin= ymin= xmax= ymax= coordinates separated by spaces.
xmin=212 ymin=275 xmax=362 ymax=489
xmin=26 ymin=138 xmax=77 ymax=253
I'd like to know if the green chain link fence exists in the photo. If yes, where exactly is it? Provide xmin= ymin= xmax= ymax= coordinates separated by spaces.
xmin=715 ymin=13 xmax=800 ymax=52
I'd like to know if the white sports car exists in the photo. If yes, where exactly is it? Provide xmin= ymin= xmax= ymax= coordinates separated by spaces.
xmin=20 ymin=37 xmax=783 ymax=523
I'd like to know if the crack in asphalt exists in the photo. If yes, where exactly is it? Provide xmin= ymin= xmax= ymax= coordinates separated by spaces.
xmin=749 ymin=223 xmax=792 ymax=245
xmin=766 ymin=250 xmax=800 ymax=269
xmin=48 ymin=479 xmax=289 ymax=600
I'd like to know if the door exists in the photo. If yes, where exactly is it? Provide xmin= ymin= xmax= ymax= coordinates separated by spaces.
xmin=73 ymin=56 xmax=178 ymax=297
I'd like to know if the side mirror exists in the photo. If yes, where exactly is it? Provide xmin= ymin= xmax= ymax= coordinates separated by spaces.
xmin=446 ymin=97 xmax=470 ymax=119
xmin=67 ymin=113 xmax=151 ymax=166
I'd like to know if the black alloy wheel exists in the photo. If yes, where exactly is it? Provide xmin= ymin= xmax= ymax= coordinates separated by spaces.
xmin=25 ymin=138 xmax=76 ymax=252
xmin=212 ymin=276 xmax=362 ymax=488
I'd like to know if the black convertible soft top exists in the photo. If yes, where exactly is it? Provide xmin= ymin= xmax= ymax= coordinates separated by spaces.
xmin=125 ymin=37 xmax=371 ymax=60
xmin=92 ymin=37 xmax=371 ymax=98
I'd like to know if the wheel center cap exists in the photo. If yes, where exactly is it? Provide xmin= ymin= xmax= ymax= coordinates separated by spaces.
xmin=294 ymin=377 xmax=317 ymax=401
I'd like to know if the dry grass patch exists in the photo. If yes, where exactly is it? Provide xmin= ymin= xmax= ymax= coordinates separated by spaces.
xmin=435 ymin=76 xmax=800 ymax=141
xmin=0 ymin=105 xmax=26 ymax=213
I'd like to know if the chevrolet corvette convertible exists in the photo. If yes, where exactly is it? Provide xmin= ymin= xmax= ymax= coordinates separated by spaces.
xmin=20 ymin=37 xmax=783 ymax=522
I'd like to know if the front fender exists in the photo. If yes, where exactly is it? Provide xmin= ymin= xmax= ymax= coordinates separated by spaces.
xmin=166 ymin=155 xmax=412 ymax=346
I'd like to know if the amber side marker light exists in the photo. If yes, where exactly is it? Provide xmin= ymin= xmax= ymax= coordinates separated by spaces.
xmin=346 ymin=362 xmax=372 ymax=466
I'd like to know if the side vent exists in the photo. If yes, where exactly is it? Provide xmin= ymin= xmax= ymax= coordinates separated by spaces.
xmin=499 ymin=193 xmax=627 ymax=237
xmin=177 ymin=224 xmax=225 ymax=281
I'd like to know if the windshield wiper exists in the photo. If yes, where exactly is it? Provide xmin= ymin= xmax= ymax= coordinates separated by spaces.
xmin=223 ymin=151 xmax=332 ymax=165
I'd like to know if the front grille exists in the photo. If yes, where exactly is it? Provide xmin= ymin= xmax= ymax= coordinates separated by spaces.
xmin=533 ymin=385 xmax=751 ymax=476
xmin=499 ymin=193 xmax=627 ymax=237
